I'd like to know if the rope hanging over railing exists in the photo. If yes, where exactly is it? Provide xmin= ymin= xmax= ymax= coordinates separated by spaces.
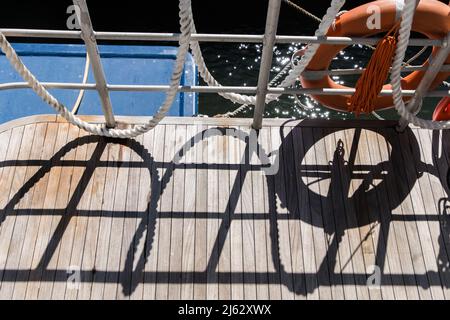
xmin=71 ymin=53 xmax=90 ymax=115
xmin=0 ymin=0 xmax=193 ymax=138
xmin=391 ymin=1 xmax=450 ymax=130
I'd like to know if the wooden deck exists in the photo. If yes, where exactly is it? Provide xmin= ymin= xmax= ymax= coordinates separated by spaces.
xmin=0 ymin=115 xmax=450 ymax=300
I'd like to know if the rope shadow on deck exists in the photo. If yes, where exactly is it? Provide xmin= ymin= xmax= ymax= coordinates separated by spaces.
xmin=0 ymin=123 xmax=449 ymax=298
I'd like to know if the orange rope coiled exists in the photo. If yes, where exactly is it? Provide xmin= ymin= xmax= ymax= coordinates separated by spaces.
xmin=347 ymin=22 xmax=400 ymax=116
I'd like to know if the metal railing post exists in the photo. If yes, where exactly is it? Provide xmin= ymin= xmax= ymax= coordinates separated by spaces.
xmin=252 ymin=0 xmax=282 ymax=130
xmin=73 ymin=0 xmax=116 ymax=128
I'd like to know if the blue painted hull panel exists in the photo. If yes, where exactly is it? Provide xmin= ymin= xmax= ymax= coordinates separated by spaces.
xmin=0 ymin=43 xmax=198 ymax=124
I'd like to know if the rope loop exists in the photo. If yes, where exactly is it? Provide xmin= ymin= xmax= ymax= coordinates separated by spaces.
xmin=0 ymin=0 xmax=193 ymax=138
xmin=391 ymin=1 xmax=450 ymax=130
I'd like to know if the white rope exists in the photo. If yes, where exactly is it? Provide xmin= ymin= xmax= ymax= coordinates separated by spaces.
xmin=72 ymin=53 xmax=90 ymax=114
xmin=0 ymin=0 xmax=193 ymax=138
xmin=391 ymin=0 xmax=450 ymax=130
xmin=371 ymin=111 xmax=385 ymax=120
xmin=283 ymin=0 xmax=322 ymax=23
xmin=403 ymin=45 xmax=428 ymax=66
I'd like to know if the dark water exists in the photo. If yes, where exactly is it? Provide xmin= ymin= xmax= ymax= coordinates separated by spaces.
xmin=198 ymin=40 xmax=444 ymax=121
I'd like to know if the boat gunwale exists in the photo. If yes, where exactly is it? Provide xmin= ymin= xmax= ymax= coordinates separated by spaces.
xmin=0 ymin=114 xmax=403 ymax=135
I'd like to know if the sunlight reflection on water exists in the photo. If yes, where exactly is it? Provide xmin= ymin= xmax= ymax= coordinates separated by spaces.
xmin=199 ymin=42 xmax=441 ymax=120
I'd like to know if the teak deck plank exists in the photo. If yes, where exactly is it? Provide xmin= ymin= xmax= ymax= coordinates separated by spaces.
xmin=54 ymin=129 xmax=91 ymax=300
xmin=363 ymin=129 xmax=403 ymax=300
xmin=311 ymin=128 xmax=345 ymax=300
xmin=193 ymin=124 xmax=208 ymax=300
xmin=66 ymin=135 xmax=100 ymax=300
xmin=398 ymin=130 xmax=444 ymax=300
xmin=420 ymin=130 xmax=450 ymax=299
xmin=270 ymin=126 xmax=295 ymax=300
xmin=206 ymin=126 xmax=220 ymax=300
xmin=0 ymin=125 xmax=29 ymax=295
xmin=322 ymin=128 xmax=358 ymax=300
xmin=228 ymin=126 xmax=244 ymax=300
xmin=167 ymin=124 xmax=187 ymax=300
xmin=89 ymin=137 xmax=120 ymax=299
xmin=0 ymin=124 xmax=42 ymax=300
xmin=357 ymin=129 xmax=394 ymax=300
xmin=374 ymin=129 xmax=420 ymax=299
xmin=181 ymin=125 xmax=198 ymax=300
xmin=77 ymin=133 xmax=109 ymax=300
xmin=252 ymin=127 xmax=270 ymax=300
xmin=142 ymin=125 xmax=163 ymax=300
xmin=0 ymin=115 xmax=449 ymax=300
xmin=155 ymin=124 xmax=175 ymax=300
xmin=260 ymin=127 xmax=282 ymax=300
xmin=103 ymin=137 xmax=133 ymax=300
xmin=131 ymin=130 xmax=155 ymax=300
xmin=0 ymin=125 xmax=27 ymax=290
xmin=384 ymin=129 xmax=431 ymax=299
xmin=37 ymin=125 xmax=80 ymax=299
xmin=118 ymin=133 xmax=145 ymax=300
xmin=300 ymin=127 xmax=333 ymax=300
xmin=283 ymin=125 xmax=308 ymax=300
xmin=240 ymin=126 xmax=257 ymax=300
xmin=217 ymin=126 xmax=231 ymax=300
xmin=13 ymin=123 xmax=64 ymax=300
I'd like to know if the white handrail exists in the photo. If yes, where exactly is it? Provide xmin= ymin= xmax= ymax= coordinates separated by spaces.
xmin=0 ymin=28 xmax=444 ymax=47
xmin=0 ymin=82 xmax=447 ymax=97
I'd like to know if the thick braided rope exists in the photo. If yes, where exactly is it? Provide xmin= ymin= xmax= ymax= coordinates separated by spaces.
xmin=391 ymin=0 xmax=450 ymax=130
xmin=271 ymin=0 xmax=346 ymax=95
xmin=187 ymin=0 xmax=346 ymax=106
xmin=0 ymin=0 xmax=192 ymax=138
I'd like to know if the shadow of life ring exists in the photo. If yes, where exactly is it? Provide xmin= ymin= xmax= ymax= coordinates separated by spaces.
xmin=273 ymin=125 xmax=422 ymax=234
xmin=300 ymin=0 xmax=450 ymax=112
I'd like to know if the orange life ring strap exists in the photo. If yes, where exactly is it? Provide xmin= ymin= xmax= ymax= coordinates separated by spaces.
xmin=433 ymin=97 xmax=450 ymax=121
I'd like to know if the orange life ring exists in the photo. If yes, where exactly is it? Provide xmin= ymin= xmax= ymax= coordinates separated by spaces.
xmin=300 ymin=0 xmax=450 ymax=112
